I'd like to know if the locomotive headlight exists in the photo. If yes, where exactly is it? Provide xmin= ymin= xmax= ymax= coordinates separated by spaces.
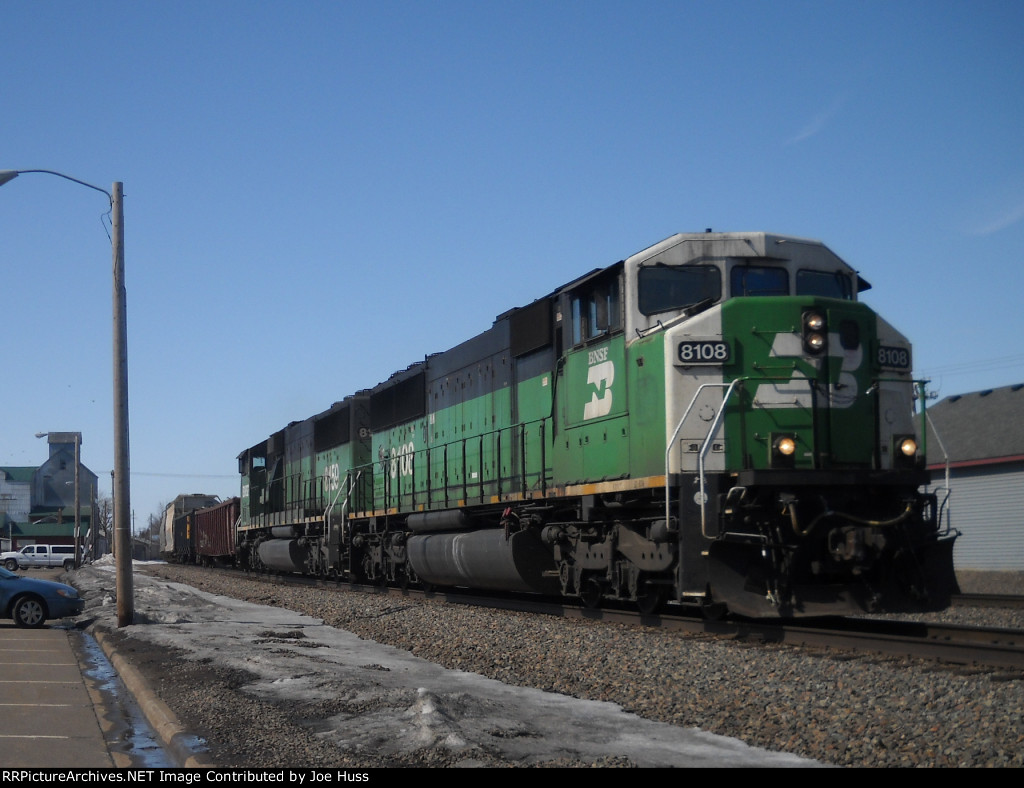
xmin=802 ymin=310 xmax=827 ymax=355
xmin=771 ymin=434 xmax=798 ymax=468
xmin=894 ymin=435 xmax=920 ymax=468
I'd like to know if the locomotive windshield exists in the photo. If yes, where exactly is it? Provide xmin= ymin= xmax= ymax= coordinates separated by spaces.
xmin=730 ymin=265 xmax=788 ymax=297
xmin=727 ymin=266 xmax=854 ymax=300
xmin=796 ymin=269 xmax=854 ymax=299
xmin=637 ymin=264 xmax=720 ymax=317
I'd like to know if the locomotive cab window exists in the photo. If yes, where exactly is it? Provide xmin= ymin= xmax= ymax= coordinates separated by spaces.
xmin=637 ymin=264 xmax=721 ymax=316
xmin=796 ymin=269 xmax=854 ymax=300
xmin=730 ymin=265 xmax=788 ymax=297
xmin=569 ymin=275 xmax=622 ymax=346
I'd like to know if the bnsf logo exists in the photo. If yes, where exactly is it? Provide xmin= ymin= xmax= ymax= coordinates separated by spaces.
xmin=584 ymin=346 xmax=614 ymax=420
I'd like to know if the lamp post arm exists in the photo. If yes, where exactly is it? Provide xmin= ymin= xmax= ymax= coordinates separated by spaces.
xmin=0 ymin=169 xmax=111 ymax=202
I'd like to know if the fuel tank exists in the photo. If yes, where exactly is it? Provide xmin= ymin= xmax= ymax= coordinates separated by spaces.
xmin=257 ymin=538 xmax=307 ymax=573
xmin=407 ymin=528 xmax=560 ymax=594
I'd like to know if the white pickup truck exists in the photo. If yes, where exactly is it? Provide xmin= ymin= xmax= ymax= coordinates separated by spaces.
xmin=1 ymin=544 xmax=77 ymax=571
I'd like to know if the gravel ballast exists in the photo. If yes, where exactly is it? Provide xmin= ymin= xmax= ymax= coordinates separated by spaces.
xmin=83 ymin=565 xmax=1024 ymax=768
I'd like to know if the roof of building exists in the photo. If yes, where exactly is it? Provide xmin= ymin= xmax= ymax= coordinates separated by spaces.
xmin=924 ymin=383 xmax=1024 ymax=466
xmin=12 ymin=520 xmax=76 ymax=539
xmin=0 ymin=466 xmax=36 ymax=483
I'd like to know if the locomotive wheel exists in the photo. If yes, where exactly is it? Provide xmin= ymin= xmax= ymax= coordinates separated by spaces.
xmin=558 ymin=561 xmax=574 ymax=596
xmin=361 ymin=554 xmax=384 ymax=586
xmin=635 ymin=584 xmax=666 ymax=615
xmin=701 ymin=600 xmax=728 ymax=620
xmin=579 ymin=578 xmax=603 ymax=609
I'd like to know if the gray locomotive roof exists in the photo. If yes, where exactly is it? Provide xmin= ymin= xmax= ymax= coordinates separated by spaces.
xmin=923 ymin=383 xmax=1024 ymax=466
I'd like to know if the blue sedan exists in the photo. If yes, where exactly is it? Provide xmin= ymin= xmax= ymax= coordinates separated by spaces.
xmin=0 ymin=566 xmax=85 ymax=627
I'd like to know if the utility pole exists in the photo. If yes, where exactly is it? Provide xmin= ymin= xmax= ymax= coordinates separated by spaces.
xmin=74 ymin=433 xmax=81 ymax=569
xmin=112 ymin=182 xmax=133 ymax=627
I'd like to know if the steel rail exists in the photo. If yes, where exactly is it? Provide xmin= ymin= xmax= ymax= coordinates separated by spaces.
xmin=148 ymin=565 xmax=1024 ymax=672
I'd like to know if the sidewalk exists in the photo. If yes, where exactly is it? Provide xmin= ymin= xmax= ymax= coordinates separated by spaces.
xmin=0 ymin=623 xmax=117 ymax=768
xmin=0 ymin=568 xmax=188 ymax=769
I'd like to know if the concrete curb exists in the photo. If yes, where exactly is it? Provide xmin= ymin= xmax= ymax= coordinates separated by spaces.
xmin=92 ymin=628 xmax=216 ymax=769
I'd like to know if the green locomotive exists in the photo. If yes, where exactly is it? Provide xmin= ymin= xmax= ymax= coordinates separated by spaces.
xmin=237 ymin=231 xmax=959 ymax=617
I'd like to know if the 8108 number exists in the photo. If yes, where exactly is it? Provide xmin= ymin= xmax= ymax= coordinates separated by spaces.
xmin=877 ymin=345 xmax=911 ymax=370
xmin=676 ymin=340 xmax=731 ymax=365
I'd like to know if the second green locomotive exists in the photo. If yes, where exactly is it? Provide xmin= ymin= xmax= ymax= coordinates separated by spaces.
xmin=236 ymin=231 xmax=958 ymax=617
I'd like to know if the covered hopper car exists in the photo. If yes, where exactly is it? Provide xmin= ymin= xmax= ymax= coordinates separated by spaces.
xmin=160 ymin=493 xmax=222 ymax=564
xmin=233 ymin=231 xmax=959 ymax=618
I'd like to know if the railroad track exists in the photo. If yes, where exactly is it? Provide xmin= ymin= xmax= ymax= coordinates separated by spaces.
xmin=733 ymin=616 xmax=1024 ymax=672
xmin=155 ymin=565 xmax=1024 ymax=673
xmin=952 ymin=592 xmax=1024 ymax=610
xmin=435 ymin=588 xmax=1024 ymax=672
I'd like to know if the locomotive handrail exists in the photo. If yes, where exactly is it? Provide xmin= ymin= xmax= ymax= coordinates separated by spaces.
xmin=664 ymin=379 xmax=744 ymax=534
xmin=324 ymin=470 xmax=362 ymax=544
xmin=934 ymin=485 xmax=953 ymax=537
xmin=672 ymin=374 xmax=941 ymax=540
xmin=689 ymin=373 xmax=830 ymax=537
xmin=339 ymin=471 xmax=362 ymax=537
xmin=696 ymin=380 xmax=745 ymax=538
xmin=323 ymin=470 xmax=350 ymax=525
xmin=348 ymin=417 xmax=552 ymax=514
xmin=924 ymin=406 xmax=955 ymax=536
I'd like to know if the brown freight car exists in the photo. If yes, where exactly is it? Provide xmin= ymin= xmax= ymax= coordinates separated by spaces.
xmin=195 ymin=497 xmax=240 ymax=566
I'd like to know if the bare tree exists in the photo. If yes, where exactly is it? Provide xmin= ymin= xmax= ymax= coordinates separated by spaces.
xmin=89 ymin=494 xmax=113 ymax=558
xmin=135 ymin=501 xmax=166 ymax=558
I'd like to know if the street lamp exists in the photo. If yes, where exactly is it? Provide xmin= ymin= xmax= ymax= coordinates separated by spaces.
xmin=2 ymin=168 xmax=133 ymax=627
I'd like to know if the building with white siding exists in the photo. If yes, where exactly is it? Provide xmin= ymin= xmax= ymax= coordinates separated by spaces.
xmin=923 ymin=384 xmax=1024 ymax=571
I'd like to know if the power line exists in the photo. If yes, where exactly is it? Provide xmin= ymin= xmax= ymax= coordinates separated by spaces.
xmin=918 ymin=353 xmax=1024 ymax=379
xmin=130 ymin=471 xmax=238 ymax=479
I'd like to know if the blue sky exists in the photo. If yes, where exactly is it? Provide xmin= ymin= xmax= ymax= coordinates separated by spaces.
xmin=2 ymin=0 xmax=1022 ymax=528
